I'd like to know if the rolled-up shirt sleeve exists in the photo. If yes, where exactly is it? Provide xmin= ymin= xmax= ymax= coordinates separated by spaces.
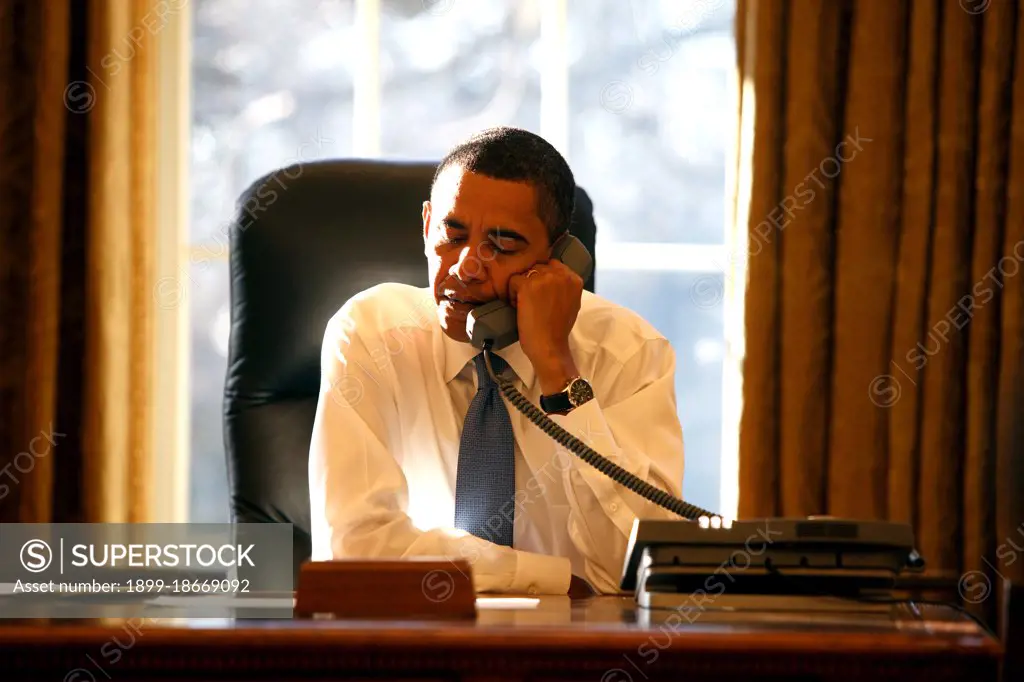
xmin=309 ymin=312 xmax=572 ymax=595
xmin=548 ymin=337 xmax=686 ymax=594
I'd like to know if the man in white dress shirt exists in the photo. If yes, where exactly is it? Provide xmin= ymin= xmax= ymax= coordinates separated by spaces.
xmin=308 ymin=127 xmax=685 ymax=596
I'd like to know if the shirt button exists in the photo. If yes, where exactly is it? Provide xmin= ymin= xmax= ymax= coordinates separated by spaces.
xmin=527 ymin=584 xmax=538 ymax=595
xmin=609 ymin=502 xmax=619 ymax=513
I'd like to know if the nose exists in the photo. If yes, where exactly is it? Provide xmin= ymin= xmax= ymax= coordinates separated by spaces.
xmin=451 ymin=244 xmax=487 ymax=284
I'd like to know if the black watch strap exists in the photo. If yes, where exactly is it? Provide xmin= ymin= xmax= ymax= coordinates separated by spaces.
xmin=540 ymin=391 xmax=572 ymax=414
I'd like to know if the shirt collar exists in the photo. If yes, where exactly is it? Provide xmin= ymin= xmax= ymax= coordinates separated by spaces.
xmin=440 ymin=324 xmax=536 ymax=389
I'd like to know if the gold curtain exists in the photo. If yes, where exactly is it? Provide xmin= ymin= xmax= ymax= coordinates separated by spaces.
xmin=734 ymin=0 xmax=1024 ymax=626
xmin=0 ymin=0 xmax=162 ymax=523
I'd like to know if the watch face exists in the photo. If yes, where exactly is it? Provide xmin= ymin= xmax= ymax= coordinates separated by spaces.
xmin=568 ymin=378 xmax=594 ymax=406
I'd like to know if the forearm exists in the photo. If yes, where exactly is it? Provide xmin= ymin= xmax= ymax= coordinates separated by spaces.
xmin=310 ymin=502 xmax=572 ymax=594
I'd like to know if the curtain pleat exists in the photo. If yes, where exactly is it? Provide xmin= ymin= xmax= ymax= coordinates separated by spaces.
xmin=829 ymin=0 xmax=909 ymax=521
xmin=916 ymin=0 xmax=981 ymax=576
xmin=738 ymin=0 xmax=788 ymax=519
xmin=23 ymin=0 xmax=71 ymax=523
xmin=777 ymin=0 xmax=845 ymax=518
xmin=995 ymin=4 xmax=1024 ymax=587
xmin=83 ymin=0 xmax=134 ymax=522
xmin=888 ymin=0 xmax=942 ymax=533
xmin=0 ymin=0 xmax=73 ymax=522
xmin=128 ymin=0 xmax=156 ymax=523
xmin=962 ymin=0 xmax=1015 ymax=591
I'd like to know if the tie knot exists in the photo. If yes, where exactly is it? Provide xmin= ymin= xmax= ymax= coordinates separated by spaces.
xmin=473 ymin=352 xmax=507 ymax=389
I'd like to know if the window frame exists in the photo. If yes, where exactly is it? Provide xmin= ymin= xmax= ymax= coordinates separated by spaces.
xmin=153 ymin=1 xmax=193 ymax=523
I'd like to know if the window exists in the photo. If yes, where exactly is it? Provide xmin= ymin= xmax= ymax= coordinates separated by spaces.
xmin=186 ymin=0 xmax=738 ymax=522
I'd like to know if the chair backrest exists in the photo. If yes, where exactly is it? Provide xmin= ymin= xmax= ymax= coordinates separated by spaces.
xmin=223 ymin=159 xmax=597 ymax=579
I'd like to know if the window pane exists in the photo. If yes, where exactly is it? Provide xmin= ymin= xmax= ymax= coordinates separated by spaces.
xmin=567 ymin=0 xmax=735 ymax=244
xmin=190 ymin=0 xmax=355 ymax=245
xmin=187 ymin=259 xmax=232 ymax=523
xmin=189 ymin=0 xmax=359 ymax=522
xmin=379 ymin=0 xmax=541 ymax=158
xmin=594 ymin=269 xmax=724 ymax=514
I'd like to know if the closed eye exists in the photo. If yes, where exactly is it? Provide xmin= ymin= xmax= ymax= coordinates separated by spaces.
xmin=488 ymin=241 xmax=514 ymax=254
xmin=487 ymin=234 xmax=520 ymax=254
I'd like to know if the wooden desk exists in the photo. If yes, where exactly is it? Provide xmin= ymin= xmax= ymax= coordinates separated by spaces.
xmin=0 ymin=596 xmax=1003 ymax=682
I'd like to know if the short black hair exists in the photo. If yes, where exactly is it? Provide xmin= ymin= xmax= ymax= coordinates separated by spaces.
xmin=431 ymin=126 xmax=576 ymax=242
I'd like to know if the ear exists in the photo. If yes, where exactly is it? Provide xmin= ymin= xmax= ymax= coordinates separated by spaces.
xmin=421 ymin=200 xmax=431 ymax=246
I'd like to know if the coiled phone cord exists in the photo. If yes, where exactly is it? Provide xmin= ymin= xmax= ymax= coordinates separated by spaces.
xmin=482 ymin=345 xmax=719 ymax=521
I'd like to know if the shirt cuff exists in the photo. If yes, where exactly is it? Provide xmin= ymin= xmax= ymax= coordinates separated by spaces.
xmin=548 ymin=397 xmax=645 ymax=537
xmin=510 ymin=550 xmax=572 ymax=595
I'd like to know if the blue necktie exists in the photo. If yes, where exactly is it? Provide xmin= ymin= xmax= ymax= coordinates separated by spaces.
xmin=453 ymin=352 xmax=515 ymax=547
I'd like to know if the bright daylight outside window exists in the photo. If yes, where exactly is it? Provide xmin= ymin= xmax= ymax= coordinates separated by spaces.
xmin=187 ymin=0 xmax=737 ymax=522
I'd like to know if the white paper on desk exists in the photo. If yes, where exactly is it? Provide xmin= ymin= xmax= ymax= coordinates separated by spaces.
xmin=475 ymin=597 xmax=540 ymax=610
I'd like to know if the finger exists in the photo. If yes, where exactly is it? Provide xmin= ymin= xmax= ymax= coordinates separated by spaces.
xmin=532 ymin=261 xmax=559 ymax=275
xmin=510 ymin=266 xmax=542 ymax=290
xmin=508 ymin=269 xmax=544 ymax=307
xmin=533 ymin=261 xmax=568 ymax=283
xmin=552 ymin=261 xmax=581 ymax=286
xmin=545 ymin=259 xmax=580 ymax=286
xmin=543 ymin=258 xmax=568 ymax=273
xmin=507 ymin=273 xmax=523 ymax=307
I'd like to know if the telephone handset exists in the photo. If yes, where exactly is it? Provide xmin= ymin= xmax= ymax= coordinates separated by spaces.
xmin=465 ymin=233 xmax=594 ymax=351
xmin=463 ymin=232 xmax=719 ymax=522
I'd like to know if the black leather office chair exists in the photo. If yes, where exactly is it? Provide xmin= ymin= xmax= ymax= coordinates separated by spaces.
xmin=223 ymin=159 xmax=597 ymax=581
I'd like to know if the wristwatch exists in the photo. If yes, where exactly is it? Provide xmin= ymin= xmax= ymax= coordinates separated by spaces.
xmin=540 ymin=376 xmax=595 ymax=415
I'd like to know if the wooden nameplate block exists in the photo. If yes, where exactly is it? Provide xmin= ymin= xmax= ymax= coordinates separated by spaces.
xmin=294 ymin=559 xmax=476 ymax=620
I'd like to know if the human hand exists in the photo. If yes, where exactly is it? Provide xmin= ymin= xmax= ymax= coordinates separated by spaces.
xmin=506 ymin=259 xmax=583 ymax=394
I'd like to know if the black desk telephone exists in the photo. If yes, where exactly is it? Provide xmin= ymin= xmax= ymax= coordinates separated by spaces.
xmin=464 ymin=232 xmax=717 ymax=522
